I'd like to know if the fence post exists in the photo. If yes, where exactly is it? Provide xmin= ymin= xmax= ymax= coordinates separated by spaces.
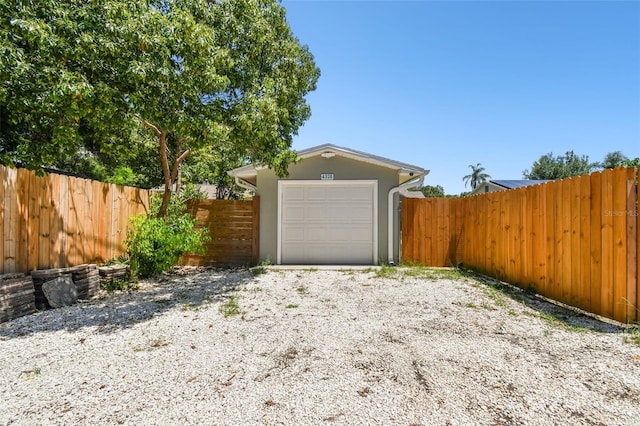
xmin=252 ymin=196 xmax=260 ymax=266
xmin=626 ymin=169 xmax=638 ymax=322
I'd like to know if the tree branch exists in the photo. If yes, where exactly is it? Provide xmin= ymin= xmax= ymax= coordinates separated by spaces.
xmin=136 ymin=115 xmax=162 ymax=137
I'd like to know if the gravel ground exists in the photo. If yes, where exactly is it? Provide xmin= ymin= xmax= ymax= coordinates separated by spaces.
xmin=1 ymin=267 xmax=639 ymax=426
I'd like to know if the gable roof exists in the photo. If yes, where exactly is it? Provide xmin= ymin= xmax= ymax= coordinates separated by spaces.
xmin=228 ymin=143 xmax=428 ymax=180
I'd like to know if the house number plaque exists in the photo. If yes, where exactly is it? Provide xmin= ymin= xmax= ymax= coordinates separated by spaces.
xmin=320 ymin=173 xmax=334 ymax=180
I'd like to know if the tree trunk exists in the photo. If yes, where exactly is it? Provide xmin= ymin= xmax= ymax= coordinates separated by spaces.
xmin=136 ymin=116 xmax=191 ymax=218
xmin=175 ymin=166 xmax=182 ymax=196
xmin=158 ymin=138 xmax=192 ymax=217
xmin=157 ymin=129 xmax=173 ymax=217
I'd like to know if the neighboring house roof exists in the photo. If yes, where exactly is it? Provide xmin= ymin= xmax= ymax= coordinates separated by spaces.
xmin=228 ymin=143 xmax=428 ymax=182
xmin=151 ymin=183 xmax=218 ymax=199
xmin=491 ymin=180 xmax=552 ymax=189
xmin=194 ymin=184 xmax=218 ymax=199
xmin=470 ymin=179 xmax=551 ymax=196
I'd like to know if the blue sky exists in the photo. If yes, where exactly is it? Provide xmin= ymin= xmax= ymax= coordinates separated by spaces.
xmin=281 ymin=0 xmax=640 ymax=195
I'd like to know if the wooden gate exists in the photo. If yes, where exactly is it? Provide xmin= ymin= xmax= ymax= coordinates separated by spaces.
xmin=182 ymin=197 xmax=260 ymax=267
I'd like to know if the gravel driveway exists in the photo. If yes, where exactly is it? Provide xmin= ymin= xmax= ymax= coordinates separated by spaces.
xmin=1 ymin=267 xmax=639 ymax=426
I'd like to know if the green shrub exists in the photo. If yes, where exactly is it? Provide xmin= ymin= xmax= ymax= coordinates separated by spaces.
xmin=126 ymin=192 xmax=209 ymax=278
xmin=101 ymin=277 xmax=138 ymax=293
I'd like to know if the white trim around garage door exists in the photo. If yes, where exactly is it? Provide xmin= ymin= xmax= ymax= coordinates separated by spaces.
xmin=277 ymin=180 xmax=378 ymax=265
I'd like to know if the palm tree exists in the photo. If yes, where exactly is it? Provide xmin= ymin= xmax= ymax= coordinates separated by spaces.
xmin=463 ymin=163 xmax=491 ymax=190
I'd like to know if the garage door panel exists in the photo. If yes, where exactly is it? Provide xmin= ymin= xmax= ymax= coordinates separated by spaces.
xmin=325 ymin=206 xmax=353 ymax=220
xmin=348 ymin=186 xmax=374 ymax=201
xmin=283 ymin=245 xmax=372 ymax=265
xmin=307 ymin=187 xmax=327 ymax=200
xmin=305 ymin=205 xmax=327 ymax=221
xmin=304 ymin=226 xmax=335 ymax=241
xmin=349 ymin=226 xmax=373 ymax=241
xmin=282 ymin=244 xmax=307 ymax=263
xmin=322 ymin=227 xmax=352 ymax=241
xmin=283 ymin=206 xmax=305 ymax=222
xmin=280 ymin=181 xmax=375 ymax=264
xmin=327 ymin=245 xmax=372 ymax=264
xmin=283 ymin=187 xmax=305 ymax=201
xmin=282 ymin=226 xmax=305 ymax=242
xmin=325 ymin=186 xmax=351 ymax=201
xmin=345 ymin=206 xmax=373 ymax=222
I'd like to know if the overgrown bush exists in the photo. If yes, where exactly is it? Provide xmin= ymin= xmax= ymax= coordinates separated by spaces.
xmin=126 ymin=192 xmax=209 ymax=278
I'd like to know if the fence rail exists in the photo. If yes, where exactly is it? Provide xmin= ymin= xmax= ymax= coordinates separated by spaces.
xmin=0 ymin=165 xmax=150 ymax=274
xmin=402 ymin=167 xmax=639 ymax=324
xmin=182 ymin=197 xmax=260 ymax=267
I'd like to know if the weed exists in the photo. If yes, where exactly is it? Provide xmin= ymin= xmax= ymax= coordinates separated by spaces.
xmin=303 ymin=267 xmax=318 ymax=272
xmin=483 ymin=286 xmax=508 ymax=308
xmin=623 ymin=328 xmax=640 ymax=345
xmin=296 ymin=286 xmax=307 ymax=294
xmin=181 ymin=302 xmax=203 ymax=312
xmin=133 ymin=336 xmax=170 ymax=351
xmin=285 ymin=304 xmax=299 ymax=309
xmin=373 ymin=264 xmax=468 ymax=281
xmin=250 ymin=266 xmax=267 ymax=276
xmin=250 ymin=259 xmax=272 ymax=276
xmin=453 ymin=301 xmax=477 ymax=309
xmin=480 ymin=302 xmax=496 ymax=311
xmin=538 ymin=311 xmax=589 ymax=333
xmin=508 ymin=310 xmax=518 ymax=317
xmin=149 ymin=337 xmax=169 ymax=348
xmin=373 ymin=264 xmax=396 ymax=278
xmin=220 ymin=295 xmax=244 ymax=318
xmin=101 ymin=277 xmax=138 ymax=293
xmin=18 ymin=367 xmax=41 ymax=380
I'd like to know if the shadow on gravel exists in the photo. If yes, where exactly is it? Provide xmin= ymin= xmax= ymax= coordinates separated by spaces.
xmin=0 ymin=268 xmax=255 ymax=340
xmin=471 ymin=273 xmax=628 ymax=334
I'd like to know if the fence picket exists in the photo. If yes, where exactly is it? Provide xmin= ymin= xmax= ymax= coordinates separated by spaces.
xmin=627 ymin=170 xmax=638 ymax=322
xmin=0 ymin=166 xmax=5 ymax=271
xmin=579 ymin=175 xmax=591 ymax=311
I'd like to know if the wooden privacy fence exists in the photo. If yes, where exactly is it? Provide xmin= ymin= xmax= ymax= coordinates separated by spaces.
xmin=402 ymin=167 xmax=639 ymax=324
xmin=182 ymin=197 xmax=260 ymax=267
xmin=0 ymin=165 xmax=150 ymax=274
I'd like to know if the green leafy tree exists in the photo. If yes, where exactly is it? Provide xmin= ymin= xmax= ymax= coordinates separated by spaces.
xmin=0 ymin=1 xmax=141 ymax=167
xmin=0 ymin=0 xmax=319 ymax=216
xmin=181 ymin=144 xmax=246 ymax=199
xmin=601 ymin=151 xmax=628 ymax=169
xmin=417 ymin=184 xmax=446 ymax=198
xmin=52 ymin=127 xmax=164 ymax=188
xmin=602 ymin=151 xmax=639 ymax=169
xmin=523 ymin=151 xmax=599 ymax=179
xmin=463 ymin=163 xmax=491 ymax=190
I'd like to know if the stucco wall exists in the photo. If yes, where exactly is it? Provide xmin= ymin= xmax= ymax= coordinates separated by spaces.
xmin=256 ymin=156 xmax=404 ymax=264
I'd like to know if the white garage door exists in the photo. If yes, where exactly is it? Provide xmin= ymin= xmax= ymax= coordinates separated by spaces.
xmin=278 ymin=181 xmax=377 ymax=264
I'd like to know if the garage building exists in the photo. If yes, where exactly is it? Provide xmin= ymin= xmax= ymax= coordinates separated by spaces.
xmin=228 ymin=144 xmax=428 ymax=265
